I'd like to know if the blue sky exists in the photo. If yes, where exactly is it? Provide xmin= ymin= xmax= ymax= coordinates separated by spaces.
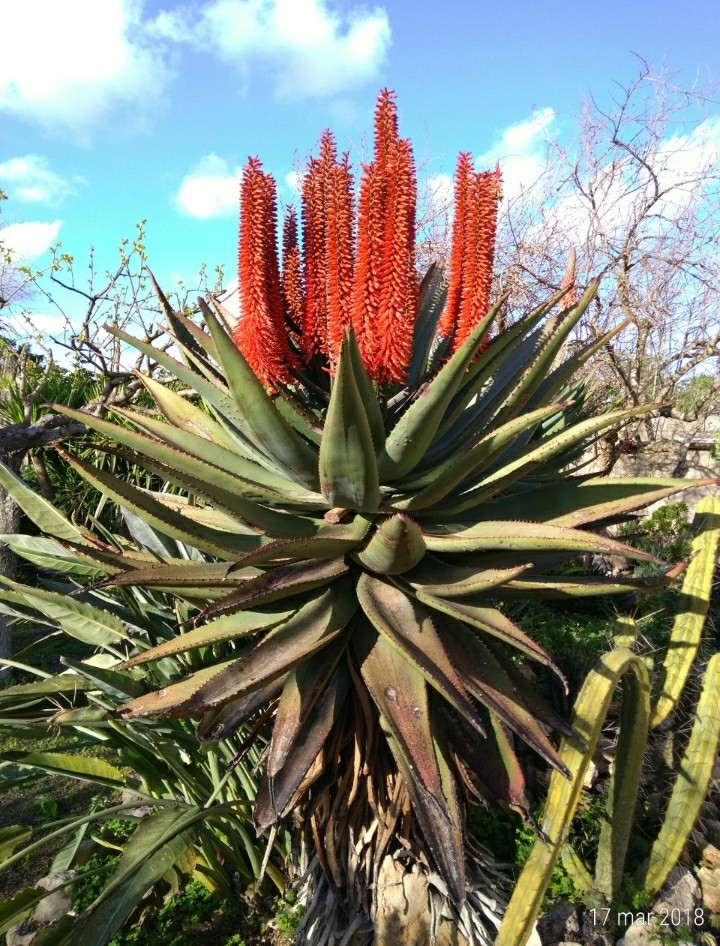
xmin=1 ymin=0 xmax=717 ymax=339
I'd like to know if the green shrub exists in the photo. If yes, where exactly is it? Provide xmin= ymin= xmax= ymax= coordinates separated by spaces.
xmin=618 ymin=502 xmax=692 ymax=563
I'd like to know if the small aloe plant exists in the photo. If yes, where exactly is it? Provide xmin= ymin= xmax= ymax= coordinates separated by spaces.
xmin=0 ymin=91 xmax=708 ymax=944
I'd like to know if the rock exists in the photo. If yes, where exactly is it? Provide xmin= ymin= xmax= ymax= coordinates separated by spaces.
xmin=33 ymin=872 xmax=74 ymax=924
xmin=120 ymin=790 xmax=153 ymax=818
xmin=536 ymin=901 xmax=580 ymax=944
xmin=697 ymin=865 xmax=720 ymax=913
xmin=582 ymin=759 xmax=599 ymax=790
xmin=616 ymin=922 xmax=664 ymax=946
xmin=701 ymin=842 xmax=720 ymax=869
xmin=580 ymin=908 xmax=614 ymax=946
xmin=651 ymin=864 xmax=701 ymax=916
xmin=6 ymin=926 xmax=37 ymax=946
xmin=5 ymin=871 xmax=75 ymax=946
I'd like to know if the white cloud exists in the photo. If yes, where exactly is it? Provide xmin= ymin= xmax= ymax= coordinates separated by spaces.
xmin=11 ymin=311 xmax=68 ymax=335
xmin=284 ymin=170 xmax=303 ymax=195
xmin=476 ymin=107 xmax=556 ymax=201
xmin=0 ymin=0 xmax=172 ymax=134
xmin=0 ymin=220 xmax=62 ymax=259
xmin=1 ymin=1 xmax=388 ymax=135
xmin=0 ymin=155 xmax=82 ymax=206
xmin=175 ymin=154 xmax=240 ymax=219
xmin=151 ymin=0 xmax=391 ymax=99
xmin=655 ymin=115 xmax=720 ymax=191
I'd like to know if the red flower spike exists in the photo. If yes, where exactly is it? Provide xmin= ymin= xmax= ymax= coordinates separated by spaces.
xmin=300 ymin=157 xmax=326 ymax=361
xmin=452 ymin=165 xmax=502 ymax=355
xmin=373 ymin=89 xmax=399 ymax=171
xmin=351 ymin=161 xmax=384 ymax=367
xmin=559 ymin=247 xmax=578 ymax=308
xmin=325 ymin=154 xmax=355 ymax=368
xmin=235 ymin=157 xmax=296 ymax=386
xmin=438 ymin=152 xmax=474 ymax=340
xmin=374 ymin=137 xmax=418 ymax=384
xmin=352 ymin=89 xmax=418 ymax=383
xmin=300 ymin=131 xmax=356 ymax=368
xmin=281 ymin=206 xmax=304 ymax=339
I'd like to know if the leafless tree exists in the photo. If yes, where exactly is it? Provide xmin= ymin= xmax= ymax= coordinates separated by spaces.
xmin=492 ymin=62 xmax=720 ymax=455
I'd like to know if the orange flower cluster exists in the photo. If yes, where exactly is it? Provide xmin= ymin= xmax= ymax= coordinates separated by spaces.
xmin=438 ymin=153 xmax=502 ymax=353
xmin=351 ymin=89 xmax=417 ymax=383
xmin=559 ymin=247 xmax=578 ymax=308
xmin=233 ymin=91 xmax=502 ymax=387
xmin=281 ymin=207 xmax=304 ymax=340
xmin=301 ymin=130 xmax=355 ymax=368
xmin=234 ymin=157 xmax=297 ymax=386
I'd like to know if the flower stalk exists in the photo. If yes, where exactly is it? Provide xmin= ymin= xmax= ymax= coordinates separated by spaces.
xmin=234 ymin=91 xmax=502 ymax=388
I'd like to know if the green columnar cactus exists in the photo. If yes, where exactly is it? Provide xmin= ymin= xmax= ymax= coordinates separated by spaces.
xmin=495 ymin=648 xmax=650 ymax=946
xmin=496 ymin=497 xmax=720 ymax=946
xmin=640 ymin=651 xmax=720 ymax=896
xmin=651 ymin=497 xmax=720 ymax=728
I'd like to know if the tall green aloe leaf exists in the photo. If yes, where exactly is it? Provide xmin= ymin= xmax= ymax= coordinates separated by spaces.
xmin=318 ymin=335 xmax=380 ymax=510
xmin=639 ymin=652 xmax=720 ymax=896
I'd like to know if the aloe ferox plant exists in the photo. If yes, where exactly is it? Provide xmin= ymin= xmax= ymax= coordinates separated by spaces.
xmin=0 ymin=90 xmax=707 ymax=944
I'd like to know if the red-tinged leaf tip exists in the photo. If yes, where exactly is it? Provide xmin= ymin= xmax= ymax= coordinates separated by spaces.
xmin=664 ymin=561 xmax=688 ymax=580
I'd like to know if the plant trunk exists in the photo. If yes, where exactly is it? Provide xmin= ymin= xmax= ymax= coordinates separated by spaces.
xmin=374 ymin=856 xmax=470 ymax=946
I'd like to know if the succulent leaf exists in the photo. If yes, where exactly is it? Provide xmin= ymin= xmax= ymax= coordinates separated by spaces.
xmin=267 ymin=632 xmax=349 ymax=778
xmin=117 ymin=607 xmax=295 ymax=669
xmin=255 ymin=664 xmax=348 ymax=830
xmin=357 ymin=574 xmax=486 ymax=736
xmin=194 ymin=557 xmax=349 ymax=620
xmin=440 ymin=626 xmax=568 ymax=774
xmin=354 ymin=514 xmax=426 ymax=574
xmin=56 ymin=448 xmax=264 ymax=559
xmin=415 ymin=588 xmax=563 ymax=679
xmin=377 ymin=295 xmax=502 ymax=481
xmin=318 ymin=335 xmax=381 ymax=510
xmin=470 ymin=476 xmax=717 ymax=527
xmin=357 ymin=627 xmax=466 ymax=901
xmin=201 ymin=298 xmax=321 ymax=489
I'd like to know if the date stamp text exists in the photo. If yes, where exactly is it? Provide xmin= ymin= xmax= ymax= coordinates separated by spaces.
xmin=590 ymin=907 xmax=707 ymax=928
